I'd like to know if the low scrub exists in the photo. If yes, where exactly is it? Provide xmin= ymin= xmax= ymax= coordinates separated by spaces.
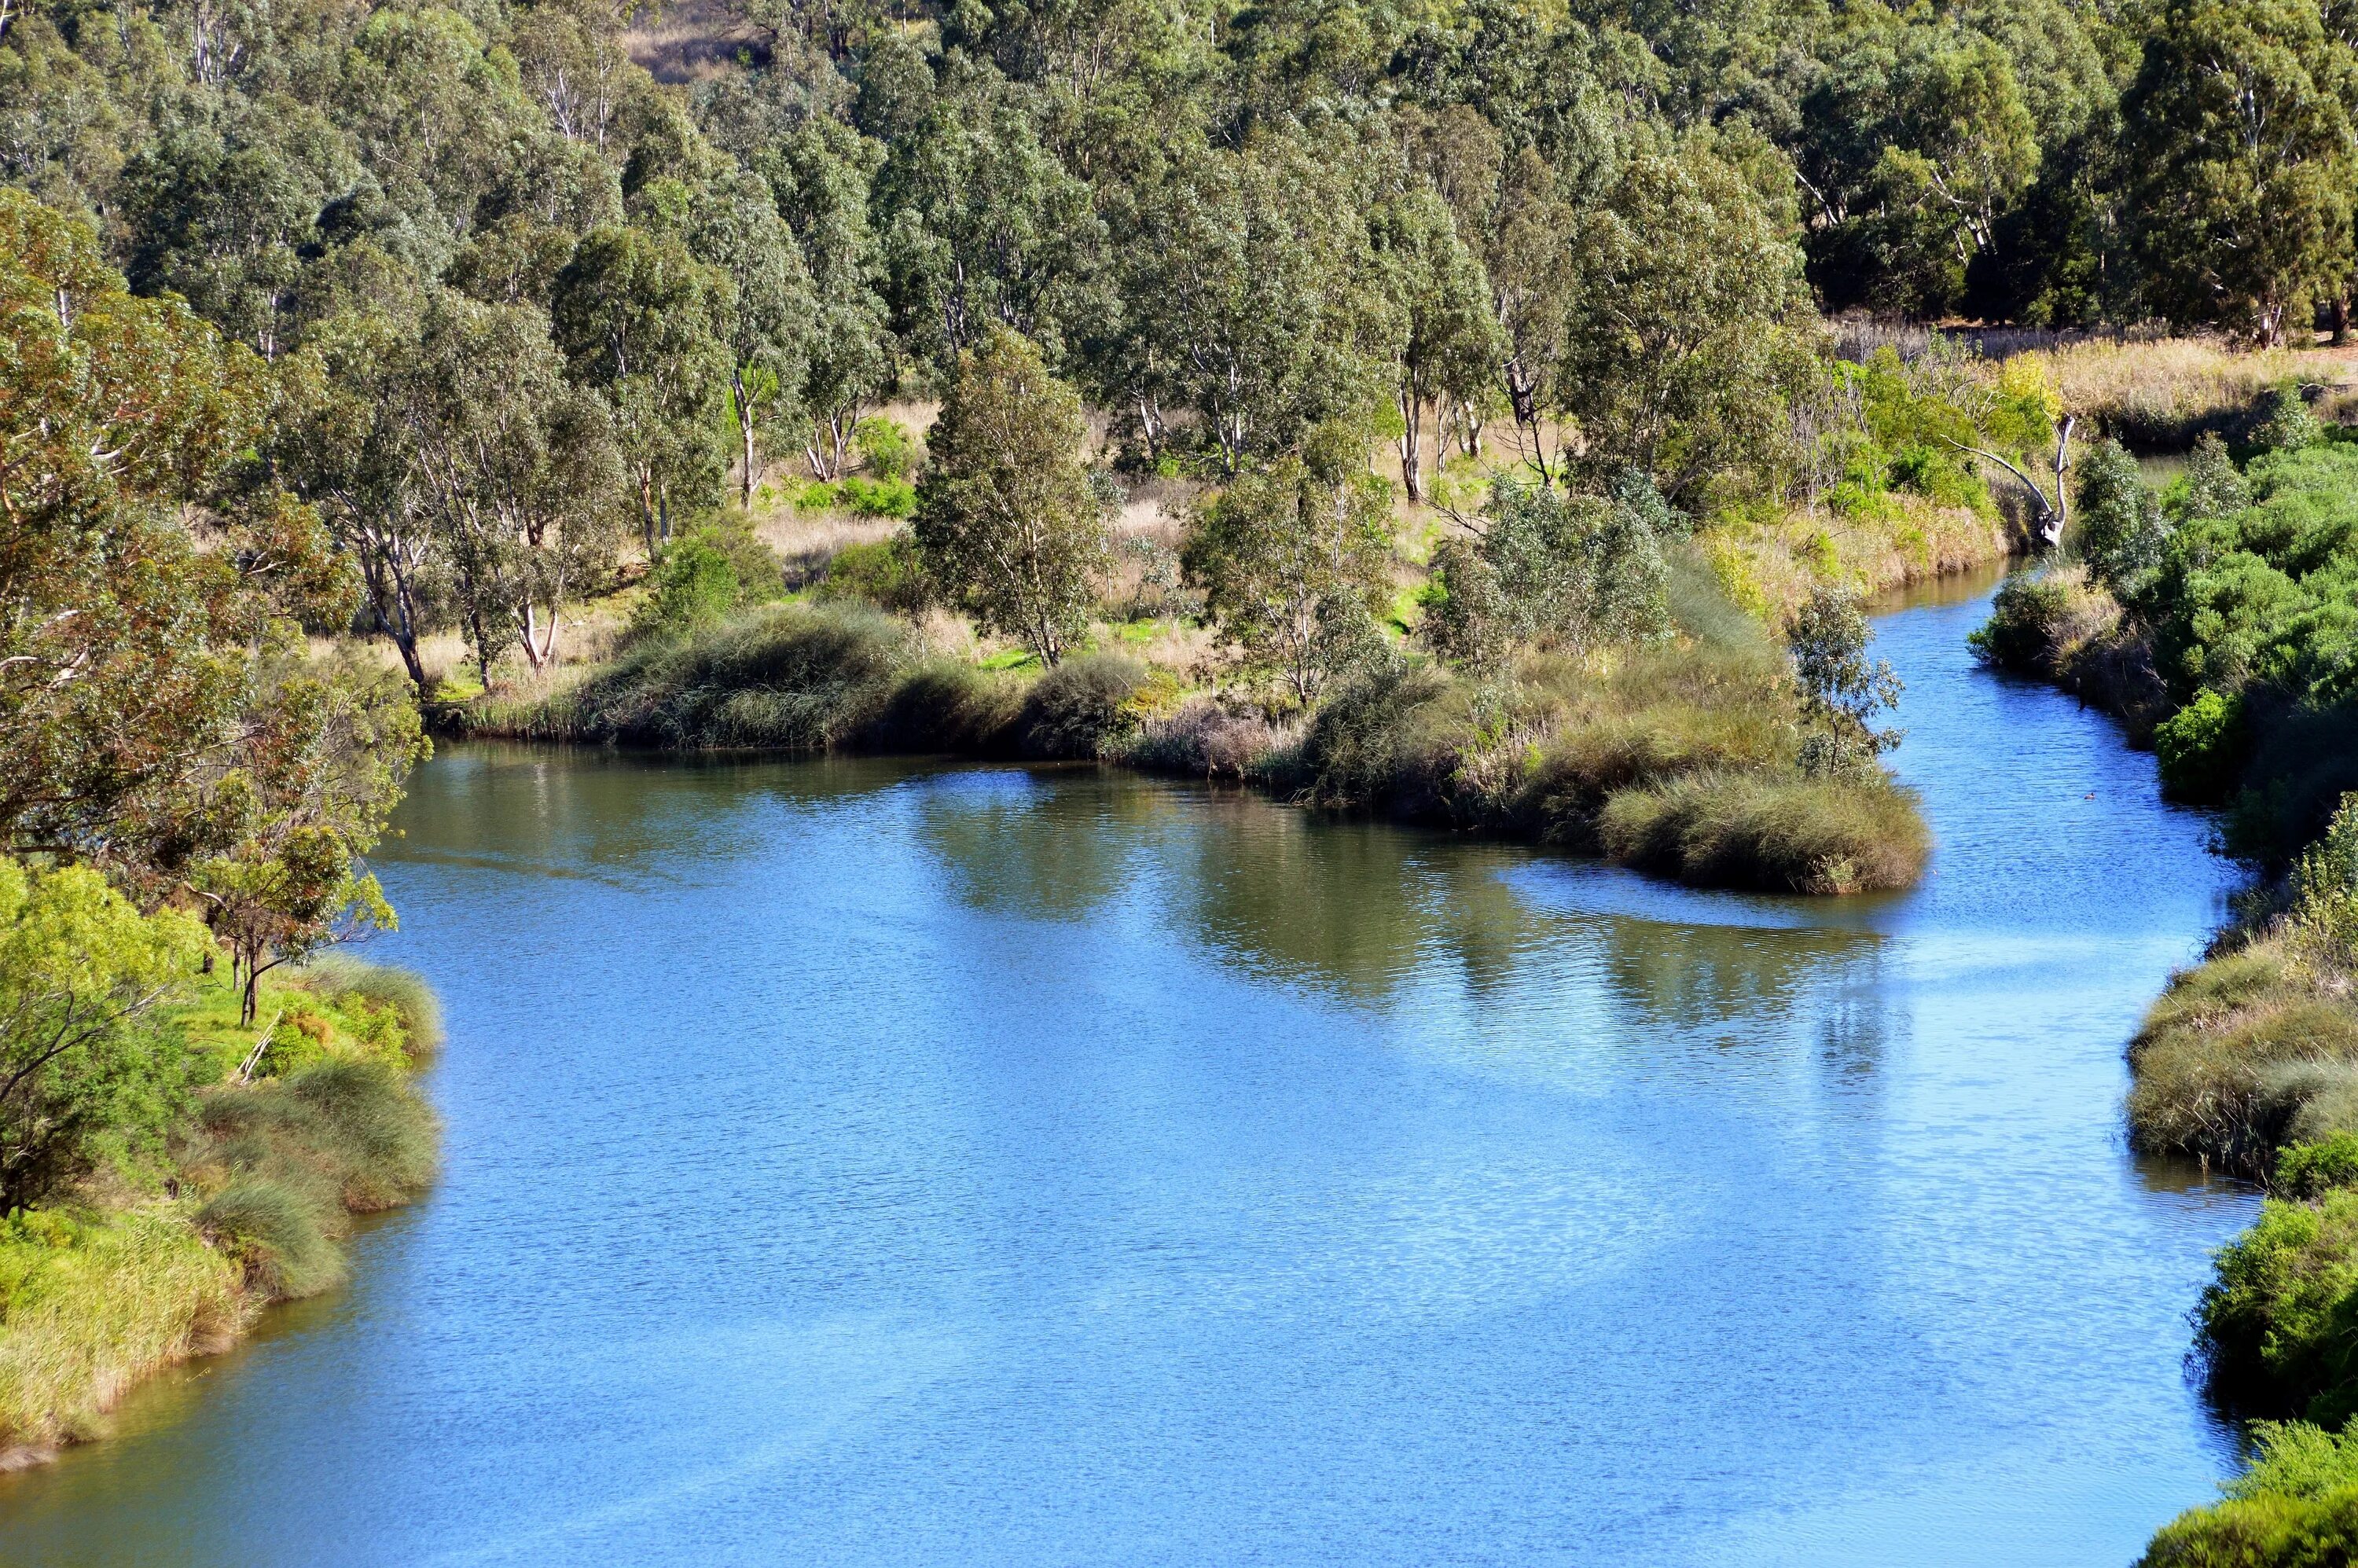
xmin=1596 ymin=769 xmax=1928 ymax=894
xmin=2143 ymin=1422 xmax=2358 ymax=1567
xmin=0 ymin=960 xmax=441 ymax=1459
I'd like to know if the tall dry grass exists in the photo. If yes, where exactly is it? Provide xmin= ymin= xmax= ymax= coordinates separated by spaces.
xmin=2029 ymin=339 xmax=2358 ymax=450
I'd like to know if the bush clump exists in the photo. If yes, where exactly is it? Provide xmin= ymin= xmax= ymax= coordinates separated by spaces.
xmin=1596 ymin=769 xmax=1930 ymax=894
xmin=2281 ymin=1134 xmax=2358 ymax=1200
xmin=2143 ymin=1422 xmax=2358 ymax=1566
xmin=2156 ymin=689 xmax=2248 ymax=801
xmin=1016 ymin=654 xmax=1144 ymax=759
xmin=820 ymin=531 xmax=932 ymax=612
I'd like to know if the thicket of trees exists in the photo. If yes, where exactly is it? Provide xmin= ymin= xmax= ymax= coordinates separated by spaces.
xmin=8 ymin=0 xmax=2342 ymax=702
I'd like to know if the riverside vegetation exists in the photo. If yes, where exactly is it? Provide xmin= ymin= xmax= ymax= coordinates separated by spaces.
xmin=13 ymin=0 xmax=2358 ymax=1525
xmin=0 ymin=189 xmax=436 ymax=1458
xmin=1970 ymin=405 xmax=2358 ymax=1563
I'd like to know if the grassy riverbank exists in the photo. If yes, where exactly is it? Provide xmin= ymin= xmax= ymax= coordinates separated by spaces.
xmin=0 ymin=960 xmax=439 ymax=1463
xmin=1959 ymin=402 xmax=2358 ymax=1561
xmin=448 ymin=542 xmax=1936 ymax=895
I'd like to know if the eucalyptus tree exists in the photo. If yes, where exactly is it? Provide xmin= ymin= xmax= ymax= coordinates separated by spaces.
xmin=277 ymin=303 xmax=441 ymax=696
xmin=915 ymin=329 xmax=1107 ymax=666
xmin=1181 ymin=429 xmax=1398 ymax=703
xmin=2119 ymin=0 xmax=2358 ymax=343
xmin=1113 ymin=130 xmax=1386 ymax=474
xmin=873 ymin=61 xmax=1110 ymax=378
xmin=408 ymin=289 xmax=627 ymax=683
xmin=757 ymin=118 xmax=890 ymax=480
xmin=1371 ymin=182 xmax=1499 ymax=501
xmin=1558 ymin=141 xmax=1810 ymax=503
xmin=679 ymin=167 xmax=816 ymax=509
xmin=550 ymin=222 xmax=733 ymax=548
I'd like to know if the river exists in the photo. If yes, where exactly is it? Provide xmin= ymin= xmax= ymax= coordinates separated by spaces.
xmin=0 ymin=572 xmax=2257 ymax=1566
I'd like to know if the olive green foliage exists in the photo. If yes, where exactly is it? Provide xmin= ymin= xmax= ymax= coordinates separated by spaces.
xmin=821 ymin=531 xmax=934 ymax=611
xmin=1787 ymin=586 xmax=1904 ymax=776
xmin=547 ymin=602 xmax=919 ymax=749
xmin=634 ymin=537 xmax=741 ymax=641
xmin=800 ymin=476 xmax=918 ymax=518
xmin=2256 ymin=388 xmax=2327 ymax=455
xmin=2128 ymin=798 xmax=2358 ymax=1183
xmin=1287 ymin=566 xmax=1929 ymax=894
xmin=0 ymin=859 xmax=211 ymax=1208
xmin=854 ymin=416 xmax=916 ymax=480
xmin=2198 ymin=1184 xmax=2358 ymax=1423
xmin=1967 ymin=564 xmax=2141 ymax=713
xmin=1556 ymin=143 xmax=1811 ymax=503
xmin=1427 ymin=475 xmax=1678 ymax=671
xmin=2143 ymin=1423 xmax=2358 ymax=1566
xmin=1808 ymin=345 xmax=2001 ymax=523
xmin=1183 ymin=437 xmax=1396 ymax=705
xmin=915 ymin=330 xmax=1107 ymax=666
xmin=1988 ymin=433 xmax=2358 ymax=860
xmin=296 ymin=958 xmax=443 ymax=1057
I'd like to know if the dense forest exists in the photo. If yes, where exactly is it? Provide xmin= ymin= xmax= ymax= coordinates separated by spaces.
xmin=17 ymin=0 xmax=2358 ymax=1555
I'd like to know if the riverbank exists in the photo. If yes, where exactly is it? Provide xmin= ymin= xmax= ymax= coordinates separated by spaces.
xmin=8 ymin=596 xmax=2243 ymax=1566
xmin=441 ymin=510 xmax=1974 ymax=898
xmin=0 ymin=961 xmax=440 ymax=1468
xmin=1959 ymin=424 xmax=2358 ymax=1559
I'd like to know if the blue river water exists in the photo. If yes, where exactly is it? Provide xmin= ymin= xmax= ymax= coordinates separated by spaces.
xmin=0 ymin=571 xmax=2255 ymax=1566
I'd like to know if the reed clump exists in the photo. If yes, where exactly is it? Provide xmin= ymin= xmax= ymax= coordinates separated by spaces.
xmin=0 ymin=960 xmax=441 ymax=1458
xmin=455 ymin=604 xmax=1159 ymax=762
xmin=0 ymin=1210 xmax=240 ymax=1453
xmin=1276 ymin=614 xmax=1928 ymax=894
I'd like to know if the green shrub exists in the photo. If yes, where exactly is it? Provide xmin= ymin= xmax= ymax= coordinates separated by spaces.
xmin=2143 ymin=1485 xmax=2358 ymax=1566
xmin=858 ymin=663 xmax=1025 ymax=754
xmin=2126 ymin=935 xmax=2358 ymax=1168
xmin=633 ymin=540 xmax=731 ymax=641
xmin=195 ymin=1059 xmax=437 ymax=1217
xmin=2254 ymin=387 xmax=2325 ymax=455
xmin=2156 ymin=689 xmax=2248 ymax=801
xmin=2140 ymin=1423 xmax=2358 ymax=1568
xmin=2281 ymin=1134 xmax=2358 ymax=1199
xmin=1596 ymin=769 xmax=1930 ymax=894
xmin=821 ymin=531 xmax=932 ymax=612
xmin=1017 ymin=655 xmax=1144 ymax=758
xmin=854 ymin=416 xmax=916 ymax=480
xmin=2198 ymin=1186 xmax=2358 ymax=1422
xmin=801 ymin=476 xmax=916 ymax=519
